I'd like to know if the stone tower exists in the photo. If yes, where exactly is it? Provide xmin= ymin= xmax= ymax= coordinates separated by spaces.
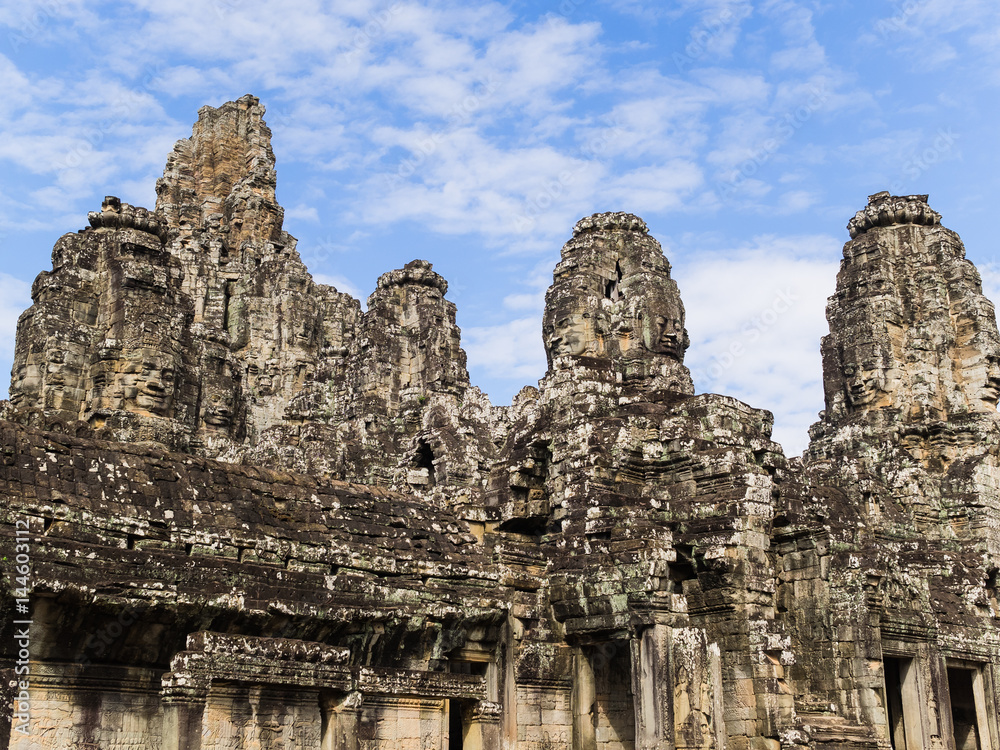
xmin=542 ymin=211 xmax=694 ymax=393
xmin=817 ymin=191 xmax=1000 ymax=426
xmin=8 ymin=197 xmax=197 ymax=448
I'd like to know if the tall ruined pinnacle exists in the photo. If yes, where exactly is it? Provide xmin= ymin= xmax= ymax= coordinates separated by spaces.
xmin=818 ymin=191 xmax=1000 ymax=426
xmin=155 ymin=94 xmax=285 ymax=256
xmin=542 ymin=211 xmax=694 ymax=394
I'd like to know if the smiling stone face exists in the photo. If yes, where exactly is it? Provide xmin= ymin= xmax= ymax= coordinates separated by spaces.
xmin=983 ymin=354 xmax=1000 ymax=408
xmin=961 ymin=348 xmax=1000 ymax=411
xmin=198 ymin=349 xmax=239 ymax=432
xmin=545 ymin=309 xmax=607 ymax=360
xmin=136 ymin=360 xmax=177 ymax=416
xmin=9 ymin=363 xmax=41 ymax=409
xmin=113 ymin=352 xmax=179 ymax=417
xmin=841 ymin=360 xmax=885 ymax=408
xmin=203 ymin=392 xmax=234 ymax=428
xmin=639 ymin=294 xmax=689 ymax=361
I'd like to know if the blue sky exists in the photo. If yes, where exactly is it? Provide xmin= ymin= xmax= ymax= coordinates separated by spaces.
xmin=2 ymin=0 xmax=1000 ymax=455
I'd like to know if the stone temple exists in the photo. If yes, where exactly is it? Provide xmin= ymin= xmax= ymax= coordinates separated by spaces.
xmin=1 ymin=95 xmax=1000 ymax=750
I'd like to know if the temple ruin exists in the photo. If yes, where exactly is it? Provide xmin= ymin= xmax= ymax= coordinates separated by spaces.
xmin=1 ymin=95 xmax=999 ymax=749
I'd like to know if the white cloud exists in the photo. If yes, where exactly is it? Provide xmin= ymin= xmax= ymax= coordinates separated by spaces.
xmin=774 ymin=189 xmax=817 ymax=214
xmin=675 ymin=234 xmax=841 ymax=456
xmin=503 ymin=292 xmax=544 ymax=312
xmin=861 ymin=0 xmax=1000 ymax=77
xmin=285 ymin=204 xmax=320 ymax=223
xmin=979 ymin=263 xmax=1000 ymax=313
xmin=464 ymin=316 xmax=546 ymax=397
xmin=603 ymin=162 xmax=704 ymax=214
xmin=313 ymin=272 xmax=367 ymax=303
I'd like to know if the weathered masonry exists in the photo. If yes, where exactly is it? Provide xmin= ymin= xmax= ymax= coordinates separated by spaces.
xmin=2 ymin=95 xmax=1000 ymax=750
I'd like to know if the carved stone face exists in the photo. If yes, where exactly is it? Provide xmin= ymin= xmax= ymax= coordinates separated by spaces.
xmin=640 ymin=296 xmax=687 ymax=360
xmin=985 ymin=355 xmax=1000 ymax=406
xmin=975 ymin=353 xmax=1000 ymax=409
xmin=115 ymin=353 xmax=177 ymax=416
xmin=199 ymin=351 xmax=237 ymax=430
xmin=842 ymin=360 xmax=887 ymax=408
xmin=9 ymin=363 xmax=41 ymax=408
xmin=547 ymin=310 xmax=603 ymax=359
xmin=203 ymin=392 xmax=233 ymax=428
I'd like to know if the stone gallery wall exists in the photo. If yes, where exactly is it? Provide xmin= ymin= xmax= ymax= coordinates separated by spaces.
xmin=2 ymin=96 xmax=1000 ymax=749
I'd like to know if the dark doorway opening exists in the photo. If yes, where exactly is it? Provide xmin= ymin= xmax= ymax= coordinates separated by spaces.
xmin=605 ymin=260 xmax=623 ymax=301
xmin=415 ymin=440 xmax=436 ymax=487
xmin=883 ymin=657 xmax=908 ymax=750
xmin=584 ymin=642 xmax=635 ymax=750
xmin=948 ymin=667 xmax=981 ymax=750
xmin=448 ymin=700 xmax=465 ymax=750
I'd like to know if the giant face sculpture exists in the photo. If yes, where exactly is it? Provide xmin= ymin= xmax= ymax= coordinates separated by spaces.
xmin=963 ymin=350 xmax=1000 ymax=411
xmin=199 ymin=351 xmax=237 ymax=430
xmin=842 ymin=361 xmax=882 ymax=408
xmin=951 ymin=305 xmax=1000 ymax=412
xmin=112 ymin=350 xmax=178 ymax=417
xmin=840 ymin=353 xmax=900 ymax=412
xmin=203 ymin=393 xmax=234 ymax=428
xmin=9 ymin=363 xmax=41 ymax=409
xmin=639 ymin=293 xmax=689 ymax=360
xmin=542 ymin=212 xmax=693 ymax=394
xmin=982 ymin=354 xmax=1000 ymax=409
xmin=547 ymin=310 xmax=602 ymax=359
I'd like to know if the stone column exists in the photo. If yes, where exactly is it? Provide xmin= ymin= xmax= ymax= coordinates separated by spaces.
xmin=671 ymin=628 xmax=722 ymax=750
xmin=161 ymin=680 xmax=208 ymax=750
xmin=572 ymin=649 xmax=597 ymax=750
xmin=632 ymin=625 xmax=722 ymax=750
xmin=466 ymin=700 xmax=503 ymax=750
xmin=320 ymin=691 xmax=362 ymax=750
xmin=632 ymin=625 xmax=672 ymax=750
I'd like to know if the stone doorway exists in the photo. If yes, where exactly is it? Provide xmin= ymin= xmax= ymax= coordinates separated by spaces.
xmin=883 ymin=656 xmax=923 ymax=750
xmin=946 ymin=664 xmax=992 ymax=750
